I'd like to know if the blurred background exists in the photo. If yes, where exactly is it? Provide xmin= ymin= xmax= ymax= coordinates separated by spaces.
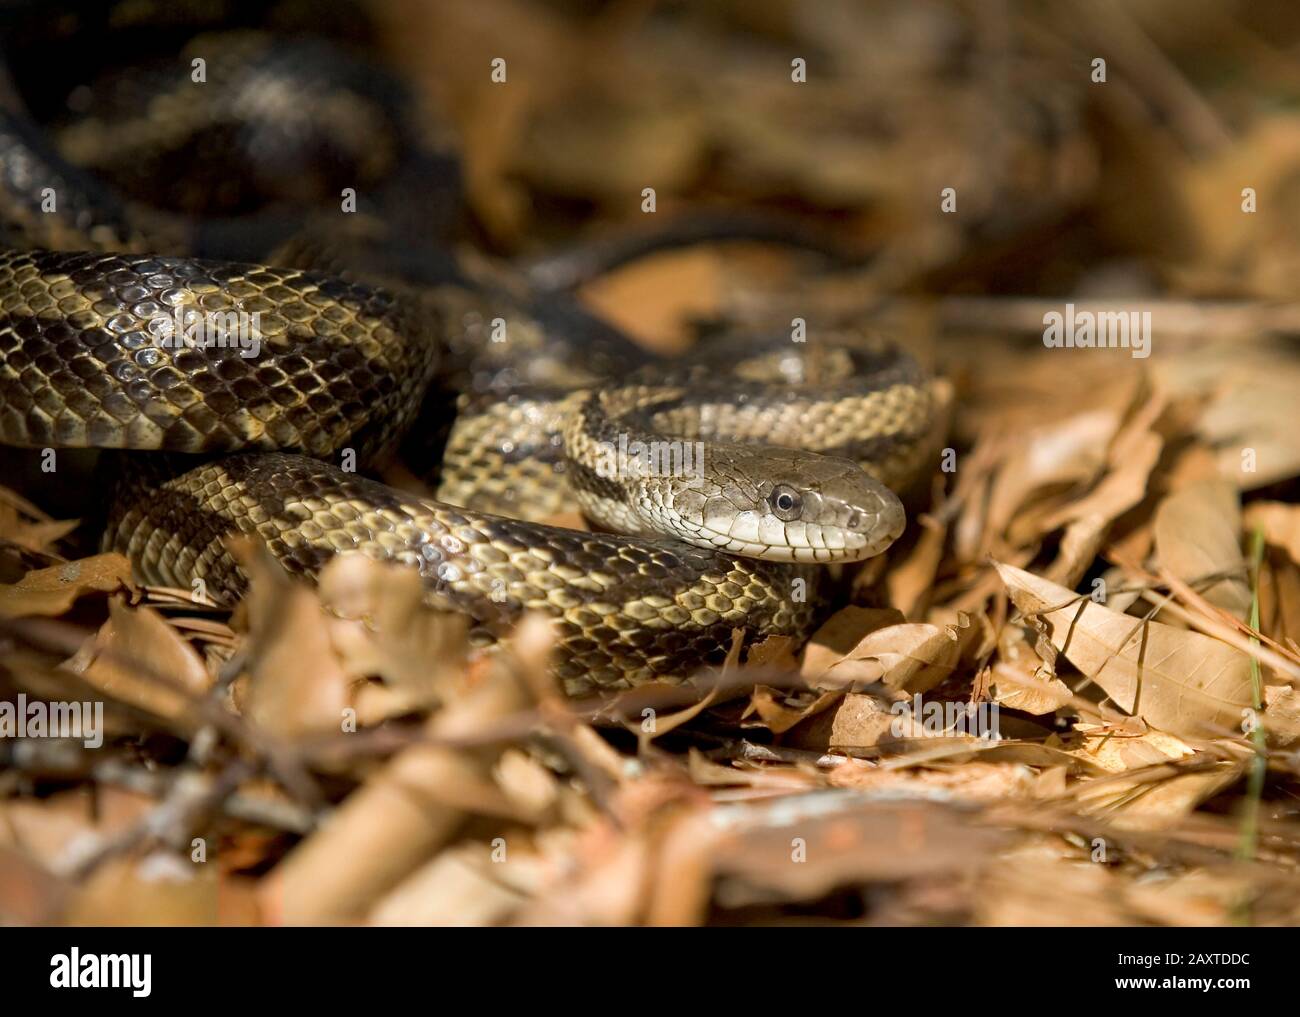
xmin=385 ymin=0 xmax=1300 ymax=298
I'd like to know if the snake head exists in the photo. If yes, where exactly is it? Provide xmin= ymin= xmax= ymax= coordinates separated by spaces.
xmin=631 ymin=442 xmax=906 ymax=563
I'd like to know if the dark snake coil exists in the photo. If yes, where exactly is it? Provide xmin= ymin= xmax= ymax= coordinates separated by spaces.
xmin=0 ymin=17 xmax=937 ymax=695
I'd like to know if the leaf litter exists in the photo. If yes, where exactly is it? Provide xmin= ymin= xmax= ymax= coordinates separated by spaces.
xmin=4 ymin=0 xmax=1300 ymax=926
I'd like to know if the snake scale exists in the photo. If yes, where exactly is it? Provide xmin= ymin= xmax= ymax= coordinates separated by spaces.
xmin=0 ymin=9 xmax=937 ymax=694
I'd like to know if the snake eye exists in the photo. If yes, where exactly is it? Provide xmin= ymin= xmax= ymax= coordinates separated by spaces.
xmin=769 ymin=484 xmax=803 ymax=521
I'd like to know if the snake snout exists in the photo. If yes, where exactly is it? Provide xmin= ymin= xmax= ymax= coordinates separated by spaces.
xmin=819 ymin=466 xmax=907 ymax=560
xmin=845 ymin=481 xmax=907 ymax=555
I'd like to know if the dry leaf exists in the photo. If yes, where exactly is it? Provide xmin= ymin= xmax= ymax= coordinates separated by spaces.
xmin=67 ymin=851 xmax=231 ymax=926
xmin=686 ymin=749 xmax=818 ymax=790
xmin=262 ymin=658 xmax=529 ymax=924
xmin=0 ymin=846 xmax=66 ymax=924
xmin=237 ymin=544 xmax=351 ymax=741
xmin=887 ymin=513 xmax=948 ymax=617
xmin=318 ymin=554 xmax=469 ymax=698
xmin=579 ymin=248 xmax=726 ymax=353
xmin=828 ymin=759 xmax=1036 ymax=802
xmin=989 ymin=662 xmax=1073 ymax=716
xmin=0 ymin=554 xmax=135 ymax=617
xmin=1070 ymin=736 xmax=1246 ymax=828
xmin=0 ymin=785 xmax=153 ymax=876
xmin=1072 ymin=723 xmax=1197 ymax=773
xmin=745 ymin=686 xmax=840 ymax=734
xmin=370 ymin=845 xmax=526 ymax=927
xmin=811 ymin=617 xmax=975 ymax=694
xmin=1154 ymin=479 xmax=1251 ymax=620
xmin=1245 ymin=501 xmax=1300 ymax=567
xmin=995 ymin=562 xmax=1252 ymax=737
xmin=0 ymin=505 xmax=78 ymax=556
xmin=1263 ymin=683 xmax=1300 ymax=747
xmin=786 ymin=691 xmax=902 ymax=751
xmin=800 ymin=606 xmax=905 ymax=678
xmin=67 ymin=598 xmax=211 ymax=727
xmin=1156 ymin=343 xmax=1300 ymax=489
xmin=1048 ymin=383 xmax=1163 ymax=522
xmin=708 ymin=796 xmax=1008 ymax=904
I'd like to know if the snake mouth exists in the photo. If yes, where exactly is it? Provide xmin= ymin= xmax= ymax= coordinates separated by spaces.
xmin=676 ymin=494 xmax=907 ymax=563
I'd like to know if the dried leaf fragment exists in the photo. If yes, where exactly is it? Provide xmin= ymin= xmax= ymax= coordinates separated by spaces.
xmin=994 ymin=562 xmax=1252 ymax=737
xmin=0 ymin=554 xmax=135 ymax=618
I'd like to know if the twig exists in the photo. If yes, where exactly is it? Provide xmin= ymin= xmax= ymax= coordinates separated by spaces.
xmin=1237 ymin=529 xmax=1269 ymax=871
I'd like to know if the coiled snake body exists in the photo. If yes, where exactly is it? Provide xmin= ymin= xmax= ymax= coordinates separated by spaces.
xmin=0 ymin=24 xmax=937 ymax=694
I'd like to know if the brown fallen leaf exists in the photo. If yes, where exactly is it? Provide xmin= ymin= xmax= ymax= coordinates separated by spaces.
xmin=640 ymin=683 xmax=722 ymax=743
xmin=1048 ymin=380 xmax=1163 ymax=520
xmin=235 ymin=542 xmax=351 ymax=741
xmin=686 ymin=749 xmax=819 ymax=791
xmin=0 ymin=505 xmax=78 ymax=557
xmin=1124 ymin=870 xmax=1256 ymax=927
xmin=1067 ymin=727 xmax=1248 ymax=828
xmin=0 ymin=554 xmax=135 ymax=618
xmin=317 ymin=554 xmax=470 ymax=701
xmin=952 ymin=434 xmax=1001 ymax=564
xmin=799 ymin=606 xmax=905 ymax=679
xmin=1178 ymin=113 xmax=1300 ymax=300
xmin=1041 ymin=383 xmax=1165 ymax=584
xmin=745 ymin=685 xmax=840 ymax=735
xmin=0 ymin=846 xmax=67 ymax=924
xmin=1154 ymin=479 xmax=1251 ymax=621
xmin=744 ymin=633 xmax=801 ymax=673
xmin=0 ymin=783 xmax=156 ymax=890
xmin=808 ymin=614 xmax=977 ymax=694
xmin=527 ymin=99 xmax=706 ymax=208
xmin=260 ymin=622 xmax=537 ymax=924
xmin=828 ymin=758 xmax=1036 ymax=802
xmin=493 ymin=748 xmax=561 ymax=821
xmin=887 ymin=510 xmax=948 ymax=618
xmin=66 ymin=850 xmax=257 ymax=926
xmin=1072 ymin=723 xmax=1197 ymax=773
xmin=880 ymin=736 xmax=1106 ymax=773
xmin=995 ymin=562 xmax=1253 ymax=737
xmin=984 ymin=408 xmax=1124 ymax=542
xmin=1155 ymin=342 xmax=1300 ymax=489
xmin=988 ymin=660 xmax=1073 ymax=716
xmin=959 ymin=360 xmax=1149 ymax=563
xmin=369 ymin=844 xmax=528 ymax=927
xmin=976 ymin=844 xmax=1130 ymax=926
xmin=786 ymin=691 xmax=905 ymax=752
xmin=1245 ymin=501 xmax=1300 ymax=567
xmin=1257 ymin=548 xmax=1300 ymax=653
xmin=0 ymin=484 xmax=80 ymax=556
xmin=578 ymin=247 xmax=728 ymax=354
xmin=67 ymin=598 xmax=212 ymax=727
xmin=988 ymin=619 xmax=1070 ymax=715
xmin=706 ymin=794 xmax=1008 ymax=906
xmin=513 ymin=825 xmax=655 ymax=926
xmin=1263 ymin=684 xmax=1300 ymax=747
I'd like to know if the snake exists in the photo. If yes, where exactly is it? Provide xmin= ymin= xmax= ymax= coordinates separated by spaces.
xmin=0 ymin=14 xmax=938 ymax=696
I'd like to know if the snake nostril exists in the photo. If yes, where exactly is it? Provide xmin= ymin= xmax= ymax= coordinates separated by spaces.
xmin=847 ymin=510 xmax=862 ymax=530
